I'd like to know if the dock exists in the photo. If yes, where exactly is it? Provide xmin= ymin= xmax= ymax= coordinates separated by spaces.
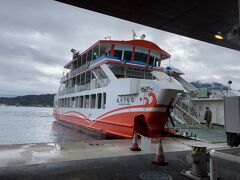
xmin=0 ymin=130 xmax=228 ymax=180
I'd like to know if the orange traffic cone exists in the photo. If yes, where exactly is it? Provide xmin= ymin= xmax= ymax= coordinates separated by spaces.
xmin=152 ymin=139 xmax=168 ymax=165
xmin=130 ymin=132 xmax=141 ymax=151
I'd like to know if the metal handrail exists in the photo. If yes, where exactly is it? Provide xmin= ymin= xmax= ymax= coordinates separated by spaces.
xmin=171 ymin=111 xmax=189 ymax=130
xmin=176 ymin=97 xmax=198 ymax=117
xmin=175 ymin=104 xmax=201 ymax=126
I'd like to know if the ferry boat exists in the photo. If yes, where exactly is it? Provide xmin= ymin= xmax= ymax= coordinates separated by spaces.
xmin=53 ymin=38 xmax=185 ymax=138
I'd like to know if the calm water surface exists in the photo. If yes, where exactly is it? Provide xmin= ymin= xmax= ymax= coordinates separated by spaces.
xmin=0 ymin=106 xmax=100 ymax=144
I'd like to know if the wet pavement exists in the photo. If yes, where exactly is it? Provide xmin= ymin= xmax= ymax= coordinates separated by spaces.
xmin=1 ymin=147 xmax=238 ymax=180
xmin=0 ymin=138 xmax=227 ymax=167
xmin=0 ymin=137 xmax=229 ymax=179
xmin=0 ymin=151 xmax=190 ymax=180
xmin=0 ymin=107 xmax=231 ymax=179
xmin=176 ymin=124 xmax=226 ymax=143
xmin=0 ymin=119 xmax=230 ymax=180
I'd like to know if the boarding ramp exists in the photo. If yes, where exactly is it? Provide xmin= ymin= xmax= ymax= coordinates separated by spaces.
xmin=152 ymin=69 xmax=200 ymax=129
xmin=161 ymin=67 xmax=200 ymax=128
xmin=169 ymin=97 xmax=201 ymax=133
xmin=174 ymin=97 xmax=201 ymax=128
xmin=152 ymin=68 xmax=198 ymax=94
xmin=171 ymin=74 xmax=198 ymax=93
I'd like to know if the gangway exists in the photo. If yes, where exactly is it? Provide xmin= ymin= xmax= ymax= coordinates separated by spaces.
xmin=152 ymin=68 xmax=200 ymax=129
xmin=172 ymin=74 xmax=198 ymax=93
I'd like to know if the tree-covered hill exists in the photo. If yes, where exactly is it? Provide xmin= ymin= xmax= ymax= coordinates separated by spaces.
xmin=0 ymin=94 xmax=55 ymax=107
xmin=190 ymin=81 xmax=229 ymax=90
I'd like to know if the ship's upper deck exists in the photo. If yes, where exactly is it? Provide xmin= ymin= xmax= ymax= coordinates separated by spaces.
xmin=64 ymin=39 xmax=171 ymax=70
xmin=59 ymin=39 xmax=175 ymax=96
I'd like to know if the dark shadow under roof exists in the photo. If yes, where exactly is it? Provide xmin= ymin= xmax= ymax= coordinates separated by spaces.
xmin=56 ymin=0 xmax=240 ymax=51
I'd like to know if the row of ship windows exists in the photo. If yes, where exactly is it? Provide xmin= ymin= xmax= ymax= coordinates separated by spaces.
xmin=114 ymin=50 xmax=160 ymax=66
xmin=70 ymin=45 xmax=108 ymax=69
xmin=69 ymin=43 xmax=162 ymax=71
xmin=57 ymin=93 xmax=106 ymax=109
xmin=65 ymin=66 xmax=107 ymax=87
xmin=70 ymin=49 xmax=160 ymax=71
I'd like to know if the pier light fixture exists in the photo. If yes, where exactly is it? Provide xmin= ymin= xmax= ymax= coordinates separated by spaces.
xmin=214 ymin=32 xmax=224 ymax=40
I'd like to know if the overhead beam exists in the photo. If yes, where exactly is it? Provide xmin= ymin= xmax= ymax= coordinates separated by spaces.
xmin=56 ymin=0 xmax=240 ymax=51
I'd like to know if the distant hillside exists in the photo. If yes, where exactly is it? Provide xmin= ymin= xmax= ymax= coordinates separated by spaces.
xmin=190 ymin=81 xmax=229 ymax=90
xmin=0 ymin=94 xmax=55 ymax=107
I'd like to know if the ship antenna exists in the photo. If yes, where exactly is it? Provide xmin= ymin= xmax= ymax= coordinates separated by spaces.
xmin=104 ymin=36 xmax=111 ymax=40
xmin=140 ymin=34 xmax=146 ymax=40
xmin=132 ymin=30 xmax=137 ymax=39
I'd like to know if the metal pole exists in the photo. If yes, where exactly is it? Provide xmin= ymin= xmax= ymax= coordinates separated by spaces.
xmin=210 ymin=157 xmax=217 ymax=180
xmin=239 ymin=0 xmax=240 ymax=26
xmin=238 ymin=0 xmax=240 ymax=45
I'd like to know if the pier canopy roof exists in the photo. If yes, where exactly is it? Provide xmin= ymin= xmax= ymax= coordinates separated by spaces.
xmin=56 ymin=0 xmax=240 ymax=51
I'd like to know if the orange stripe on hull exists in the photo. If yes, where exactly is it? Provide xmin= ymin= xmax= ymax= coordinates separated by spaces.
xmin=53 ymin=110 xmax=170 ymax=138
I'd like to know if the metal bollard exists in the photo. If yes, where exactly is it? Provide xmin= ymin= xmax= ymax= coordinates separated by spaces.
xmin=181 ymin=145 xmax=209 ymax=180
xmin=191 ymin=146 xmax=208 ymax=177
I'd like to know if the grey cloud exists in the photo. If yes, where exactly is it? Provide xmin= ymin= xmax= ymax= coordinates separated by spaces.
xmin=0 ymin=0 xmax=240 ymax=96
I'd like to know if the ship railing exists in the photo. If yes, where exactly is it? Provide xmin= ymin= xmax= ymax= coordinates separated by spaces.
xmin=174 ymin=96 xmax=201 ymax=128
xmin=67 ymin=88 xmax=71 ymax=94
xmin=71 ymin=69 xmax=77 ymax=77
xmin=98 ymin=78 xmax=109 ymax=87
xmin=71 ymin=87 xmax=76 ymax=93
xmin=62 ymin=63 xmax=91 ymax=82
xmin=171 ymin=109 xmax=189 ymax=130
xmin=68 ymin=63 xmax=90 ymax=78
xmin=59 ymin=89 xmax=66 ymax=95
xmin=60 ymin=75 xmax=68 ymax=83
xmin=177 ymin=97 xmax=198 ymax=117
xmin=58 ymin=78 xmax=109 ymax=95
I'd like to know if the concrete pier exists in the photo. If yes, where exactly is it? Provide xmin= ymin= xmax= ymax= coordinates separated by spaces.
xmin=0 ymin=137 xmax=228 ymax=179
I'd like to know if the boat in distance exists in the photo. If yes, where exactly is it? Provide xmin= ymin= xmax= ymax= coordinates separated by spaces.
xmin=53 ymin=38 xmax=185 ymax=138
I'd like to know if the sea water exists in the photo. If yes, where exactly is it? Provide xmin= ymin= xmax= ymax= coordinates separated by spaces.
xmin=0 ymin=106 xmax=98 ymax=144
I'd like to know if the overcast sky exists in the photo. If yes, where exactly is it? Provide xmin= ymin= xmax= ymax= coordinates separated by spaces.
xmin=0 ymin=0 xmax=240 ymax=96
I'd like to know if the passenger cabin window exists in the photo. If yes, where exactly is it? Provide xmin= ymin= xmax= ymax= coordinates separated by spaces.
xmin=93 ymin=45 xmax=99 ymax=60
xmin=99 ymin=44 xmax=111 ymax=57
xmin=134 ymin=51 xmax=148 ymax=64
xmin=86 ymin=71 xmax=91 ymax=90
xmin=103 ymin=93 xmax=106 ymax=109
xmin=87 ymin=50 xmax=92 ymax=62
xmin=75 ymin=97 xmax=78 ymax=108
xmin=57 ymin=93 xmax=107 ymax=109
xmin=84 ymin=95 xmax=89 ymax=108
xmin=123 ymin=51 xmax=132 ymax=61
xmin=90 ymin=94 xmax=96 ymax=109
xmin=97 ymin=93 xmax=102 ymax=109
xmin=134 ymin=47 xmax=148 ymax=64
xmin=73 ymin=61 xmax=77 ymax=70
xmin=77 ymin=58 xmax=81 ymax=68
xmin=82 ymin=54 xmax=87 ymax=65
xmin=149 ymin=55 xmax=155 ymax=66
xmin=79 ymin=96 xmax=83 ymax=108
xmin=114 ymin=50 xmax=123 ymax=60
xmin=109 ymin=64 xmax=155 ymax=80
xmin=100 ymin=47 xmax=105 ymax=56
xmin=155 ymin=58 xmax=160 ymax=67
xmin=67 ymin=98 xmax=70 ymax=108
xmin=80 ymin=72 xmax=86 ymax=85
